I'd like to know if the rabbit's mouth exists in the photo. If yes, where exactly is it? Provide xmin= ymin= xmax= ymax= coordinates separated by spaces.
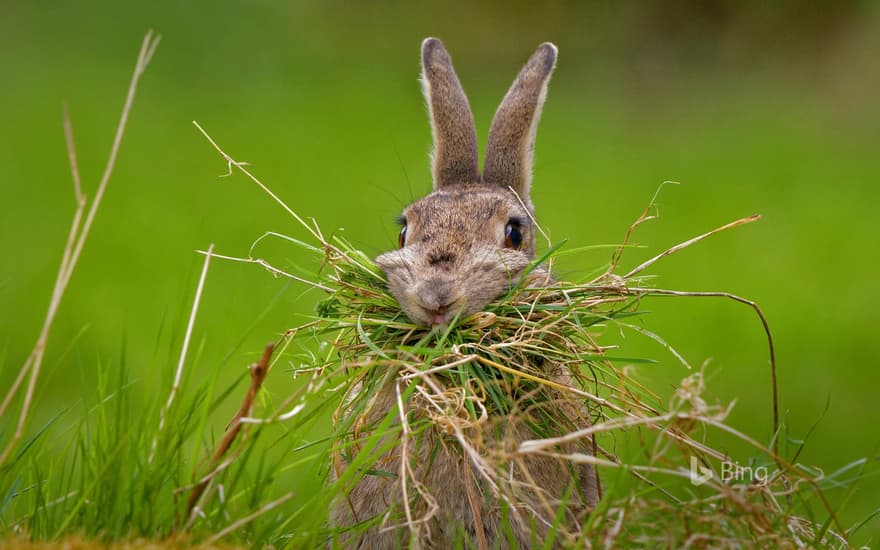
xmin=409 ymin=278 xmax=469 ymax=327
xmin=406 ymin=295 xmax=466 ymax=328
xmin=427 ymin=305 xmax=448 ymax=326
xmin=424 ymin=303 xmax=462 ymax=327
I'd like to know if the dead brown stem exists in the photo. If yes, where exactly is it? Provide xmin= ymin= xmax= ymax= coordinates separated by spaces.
xmin=178 ymin=342 xmax=275 ymax=531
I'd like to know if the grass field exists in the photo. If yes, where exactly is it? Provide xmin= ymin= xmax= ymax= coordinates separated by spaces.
xmin=1 ymin=1 xmax=879 ymax=546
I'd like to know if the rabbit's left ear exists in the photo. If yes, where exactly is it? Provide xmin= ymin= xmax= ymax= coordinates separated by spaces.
xmin=482 ymin=43 xmax=557 ymax=209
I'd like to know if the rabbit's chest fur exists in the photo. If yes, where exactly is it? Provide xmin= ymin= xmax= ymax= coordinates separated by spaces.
xmin=331 ymin=367 xmax=599 ymax=549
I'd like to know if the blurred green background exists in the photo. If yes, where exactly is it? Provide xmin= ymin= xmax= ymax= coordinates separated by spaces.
xmin=2 ymin=0 xmax=878 ymax=542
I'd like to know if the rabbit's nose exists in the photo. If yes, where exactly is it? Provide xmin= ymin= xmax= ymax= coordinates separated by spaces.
xmin=418 ymin=279 xmax=451 ymax=308
xmin=428 ymin=251 xmax=456 ymax=266
xmin=417 ymin=279 xmax=458 ymax=325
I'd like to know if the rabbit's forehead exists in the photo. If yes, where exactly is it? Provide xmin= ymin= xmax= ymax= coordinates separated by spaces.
xmin=404 ymin=186 xmax=527 ymax=228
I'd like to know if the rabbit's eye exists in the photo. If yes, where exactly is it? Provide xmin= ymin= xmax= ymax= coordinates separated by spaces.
xmin=398 ymin=224 xmax=407 ymax=248
xmin=504 ymin=222 xmax=523 ymax=250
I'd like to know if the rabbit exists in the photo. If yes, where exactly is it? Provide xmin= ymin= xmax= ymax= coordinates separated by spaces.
xmin=332 ymin=38 xmax=600 ymax=549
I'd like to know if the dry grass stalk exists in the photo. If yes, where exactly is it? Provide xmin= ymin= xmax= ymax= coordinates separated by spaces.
xmin=0 ymin=30 xmax=160 ymax=466
xmin=150 ymin=243 xmax=215 ymax=464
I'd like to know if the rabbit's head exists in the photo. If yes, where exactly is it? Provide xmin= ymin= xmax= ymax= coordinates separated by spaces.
xmin=376 ymin=38 xmax=557 ymax=327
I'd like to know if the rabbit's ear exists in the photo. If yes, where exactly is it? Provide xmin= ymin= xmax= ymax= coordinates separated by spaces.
xmin=482 ymin=43 xmax=557 ymax=206
xmin=421 ymin=38 xmax=480 ymax=189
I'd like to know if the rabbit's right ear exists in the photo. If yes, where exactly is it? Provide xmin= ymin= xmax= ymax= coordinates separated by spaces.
xmin=482 ymin=43 xmax=557 ymax=209
xmin=421 ymin=38 xmax=480 ymax=189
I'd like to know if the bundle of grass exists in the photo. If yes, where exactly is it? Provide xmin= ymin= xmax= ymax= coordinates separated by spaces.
xmin=311 ymin=236 xmax=846 ymax=548
xmin=322 ymin=243 xmax=608 ymax=546
xmin=192 ymin=126 xmax=848 ymax=548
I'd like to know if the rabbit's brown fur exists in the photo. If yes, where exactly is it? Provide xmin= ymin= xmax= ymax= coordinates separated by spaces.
xmin=332 ymin=38 xmax=600 ymax=548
